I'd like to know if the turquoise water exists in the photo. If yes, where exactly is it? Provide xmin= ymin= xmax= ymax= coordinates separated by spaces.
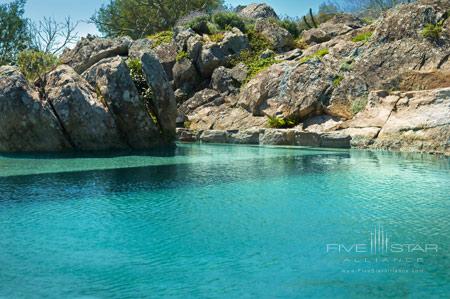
xmin=0 ymin=144 xmax=449 ymax=298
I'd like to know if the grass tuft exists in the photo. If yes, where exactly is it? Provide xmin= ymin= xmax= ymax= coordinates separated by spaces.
xmin=299 ymin=48 xmax=329 ymax=63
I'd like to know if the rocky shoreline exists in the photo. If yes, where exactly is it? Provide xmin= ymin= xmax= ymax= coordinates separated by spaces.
xmin=177 ymin=128 xmax=352 ymax=148
xmin=0 ymin=0 xmax=449 ymax=155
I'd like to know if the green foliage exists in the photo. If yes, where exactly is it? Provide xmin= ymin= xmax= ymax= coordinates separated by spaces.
xmin=293 ymin=38 xmax=308 ymax=49
xmin=361 ymin=17 xmax=374 ymax=25
xmin=92 ymin=0 xmax=224 ymax=39
xmin=211 ymin=12 xmax=246 ymax=32
xmin=176 ymin=50 xmax=189 ymax=62
xmin=278 ymin=18 xmax=300 ymax=38
xmin=351 ymin=97 xmax=368 ymax=115
xmin=184 ymin=120 xmax=192 ymax=128
xmin=0 ymin=0 xmax=30 ymax=65
xmin=246 ymin=55 xmax=278 ymax=82
xmin=267 ymin=116 xmax=297 ymax=129
xmin=230 ymin=30 xmax=279 ymax=83
xmin=147 ymin=31 xmax=173 ymax=48
xmin=188 ymin=11 xmax=250 ymax=35
xmin=333 ymin=75 xmax=344 ymax=87
xmin=299 ymin=48 xmax=329 ymax=63
xmin=421 ymin=23 xmax=443 ymax=41
xmin=247 ymin=29 xmax=273 ymax=52
xmin=17 ymin=50 xmax=58 ymax=82
xmin=126 ymin=59 xmax=154 ymax=110
xmin=352 ymin=31 xmax=373 ymax=43
xmin=188 ymin=15 xmax=212 ymax=35
xmin=209 ymin=32 xmax=225 ymax=43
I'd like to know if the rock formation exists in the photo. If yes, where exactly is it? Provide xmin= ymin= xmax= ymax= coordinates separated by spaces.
xmin=0 ymin=35 xmax=177 ymax=152
xmin=179 ymin=0 xmax=450 ymax=155
xmin=0 ymin=0 xmax=449 ymax=154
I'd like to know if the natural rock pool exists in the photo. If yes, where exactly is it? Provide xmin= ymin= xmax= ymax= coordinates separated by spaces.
xmin=0 ymin=144 xmax=449 ymax=298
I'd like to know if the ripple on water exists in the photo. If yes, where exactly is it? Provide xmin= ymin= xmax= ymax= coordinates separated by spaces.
xmin=0 ymin=144 xmax=449 ymax=298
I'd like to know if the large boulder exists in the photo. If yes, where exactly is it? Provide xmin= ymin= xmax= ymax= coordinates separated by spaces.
xmin=320 ymin=0 xmax=450 ymax=118
xmin=60 ymin=35 xmax=132 ymax=74
xmin=83 ymin=57 xmax=163 ymax=149
xmin=0 ymin=66 xmax=70 ymax=152
xmin=220 ymin=28 xmax=249 ymax=55
xmin=329 ymin=39 xmax=447 ymax=118
xmin=44 ymin=65 xmax=127 ymax=151
xmin=129 ymin=39 xmax=178 ymax=80
xmin=228 ymin=129 xmax=261 ymax=144
xmin=255 ymin=19 xmax=293 ymax=51
xmin=197 ymin=44 xmax=226 ymax=78
xmin=238 ymin=60 xmax=334 ymax=120
xmin=210 ymin=66 xmax=240 ymax=94
xmin=259 ymin=129 xmax=295 ymax=145
xmin=373 ymin=0 xmax=446 ymax=42
xmin=187 ymin=105 xmax=267 ymax=131
xmin=373 ymin=88 xmax=450 ymax=154
xmin=172 ymin=57 xmax=201 ymax=97
xmin=179 ymin=89 xmax=223 ymax=115
xmin=196 ymin=28 xmax=249 ymax=78
xmin=237 ymin=3 xmax=278 ymax=20
xmin=141 ymin=53 xmax=177 ymax=139
xmin=200 ymin=130 xmax=228 ymax=143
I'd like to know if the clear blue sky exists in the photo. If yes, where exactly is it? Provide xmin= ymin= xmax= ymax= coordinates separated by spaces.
xmin=1 ymin=0 xmax=322 ymax=37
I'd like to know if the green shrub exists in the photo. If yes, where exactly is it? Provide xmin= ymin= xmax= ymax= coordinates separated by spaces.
xmin=247 ymin=29 xmax=273 ymax=52
xmin=352 ymin=31 xmax=373 ymax=43
xmin=176 ymin=50 xmax=189 ymax=62
xmin=246 ymin=55 xmax=278 ymax=82
xmin=351 ymin=97 xmax=368 ymax=115
xmin=209 ymin=32 xmax=225 ymax=43
xmin=147 ymin=31 xmax=173 ymax=48
xmin=228 ymin=28 xmax=279 ymax=83
xmin=421 ymin=23 xmax=443 ymax=40
xmin=299 ymin=48 xmax=329 ymax=63
xmin=267 ymin=116 xmax=297 ymax=129
xmin=293 ymin=37 xmax=308 ymax=49
xmin=361 ymin=17 xmax=374 ymax=25
xmin=278 ymin=18 xmax=300 ymax=38
xmin=17 ymin=50 xmax=59 ymax=82
xmin=188 ymin=15 xmax=211 ymax=34
xmin=126 ymin=59 xmax=154 ymax=112
xmin=211 ymin=12 xmax=246 ymax=32
xmin=333 ymin=75 xmax=344 ymax=87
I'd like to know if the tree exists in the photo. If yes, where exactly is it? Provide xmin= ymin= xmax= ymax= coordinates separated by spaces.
xmin=17 ymin=50 xmax=59 ymax=82
xmin=0 ymin=0 xmax=30 ymax=65
xmin=29 ymin=17 xmax=79 ymax=55
xmin=91 ymin=0 xmax=224 ymax=39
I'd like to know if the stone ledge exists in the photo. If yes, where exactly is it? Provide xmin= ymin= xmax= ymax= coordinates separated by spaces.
xmin=176 ymin=128 xmax=351 ymax=149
